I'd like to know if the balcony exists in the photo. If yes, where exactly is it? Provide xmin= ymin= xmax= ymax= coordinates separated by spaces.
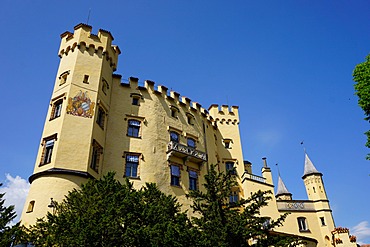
xmin=167 ymin=141 xmax=207 ymax=164
xmin=242 ymin=172 xmax=266 ymax=184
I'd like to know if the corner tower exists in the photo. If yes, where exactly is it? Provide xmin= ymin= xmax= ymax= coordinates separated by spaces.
xmin=302 ymin=153 xmax=327 ymax=201
xmin=302 ymin=152 xmax=335 ymax=242
xmin=21 ymin=24 xmax=120 ymax=226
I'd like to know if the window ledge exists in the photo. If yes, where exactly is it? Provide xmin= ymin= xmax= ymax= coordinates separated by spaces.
xmin=170 ymin=185 xmax=182 ymax=188
xmin=126 ymin=176 xmax=141 ymax=180
xmin=126 ymin=135 xmax=142 ymax=139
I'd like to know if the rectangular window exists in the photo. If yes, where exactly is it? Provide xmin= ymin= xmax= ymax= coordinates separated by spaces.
xmin=83 ymin=75 xmax=89 ymax=84
xmin=125 ymin=154 xmax=140 ymax=178
xmin=226 ymin=162 xmax=236 ymax=175
xmin=320 ymin=217 xmax=326 ymax=226
xmin=50 ymin=99 xmax=63 ymax=120
xmin=59 ymin=71 xmax=69 ymax=85
xmin=127 ymin=120 xmax=141 ymax=137
xmin=96 ymin=107 xmax=105 ymax=129
xmin=229 ymin=191 xmax=239 ymax=204
xmin=40 ymin=135 xmax=57 ymax=166
xmin=189 ymin=170 xmax=198 ymax=190
xmin=102 ymin=79 xmax=109 ymax=94
xmin=90 ymin=141 xmax=103 ymax=172
xmin=170 ymin=165 xmax=180 ymax=186
xmin=26 ymin=201 xmax=35 ymax=213
xmin=132 ymin=97 xmax=139 ymax=106
xmin=298 ymin=217 xmax=309 ymax=231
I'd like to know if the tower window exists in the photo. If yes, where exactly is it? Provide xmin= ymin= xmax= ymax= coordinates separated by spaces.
xmin=96 ymin=107 xmax=106 ymax=129
xmin=102 ymin=79 xmax=109 ymax=94
xmin=170 ymin=106 xmax=179 ymax=118
xmin=223 ymin=139 xmax=232 ymax=149
xmin=50 ymin=99 xmax=63 ymax=120
xmin=59 ymin=71 xmax=69 ymax=85
xmin=83 ymin=75 xmax=89 ymax=84
xmin=297 ymin=217 xmax=309 ymax=232
xmin=189 ymin=170 xmax=198 ymax=191
xmin=26 ymin=200 xmax=35 ymax=213
xmin=170 ymin=165 xmax=181 ymax=186
xmin=186 ymin=113 xmax=195 ymax=125
xmin=125 ymin=154 xmax=140 ymax=178
xmin=132 ymin=97 xmax=139 ymax=105
xmin=229 ymin=191 xmax=239 ymax=204
xmin=226 ymin=162 xmax=236 ymax=175
xmin=170 ymin=131 xmax=180 ymax=143
xmin=90 ymin=140 xmax=103 ymax=173
xmin=40 ymin=135 xmax=57 ymax=166
xmin=127 ymin=120 xmax=141 ymax=138
xmin=320 ymin=217 xmax=326 ymax=226
xmin=187 ymin=138 xmax=196 ymax=148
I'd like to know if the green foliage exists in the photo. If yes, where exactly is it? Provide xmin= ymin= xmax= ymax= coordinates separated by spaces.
xmin=25 ymin=173 xmax=195 ymax=247
xmin=353 ymin=54 xmax=370 ymax=159
xmin=187 ymin=165 xmax=299 ymax=247
xmin=0 ymin=183 xmax=20 ymax=247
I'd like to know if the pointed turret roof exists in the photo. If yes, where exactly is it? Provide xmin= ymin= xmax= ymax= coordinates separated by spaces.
xmin=302 ymin=153 xmax=322 ymax=178
xmin=276 ymin=175 xmax=291 ymax=196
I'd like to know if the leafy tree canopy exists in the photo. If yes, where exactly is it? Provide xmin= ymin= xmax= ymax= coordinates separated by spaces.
xmin=0 ymin=183 xmax=20 ymax=247
xmin=24 ymin=173 xmax=195 ymax=247
xmin=187 ymin=165 xmax=300 ymax=247
xmin=353 ymin=54 xmax=370 ymax=159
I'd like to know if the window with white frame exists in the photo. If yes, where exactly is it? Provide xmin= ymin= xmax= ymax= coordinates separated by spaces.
xmin=170 ymin=165 xmax=181 ymax=186
xmin=127 ymin=120 xmax=141 ymax=137
xmin=125 ymin=154 xmax=140 ymax=178
xmin=40 ymin=135 xmax=57 ymax=166
xmin=229 ymin=191 xmax=239 ymax=204
xmin=189 ymin=170 xmax=198 ymax=190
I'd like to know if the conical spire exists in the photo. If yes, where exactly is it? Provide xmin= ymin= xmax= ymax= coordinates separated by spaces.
xmin=276 ymin=175 xmax=291 ymax=196
xmin=302 ymin=153 xmax=321 ymax=178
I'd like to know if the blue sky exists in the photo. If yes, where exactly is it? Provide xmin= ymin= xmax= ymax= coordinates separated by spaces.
xmin=1 ymin=0 xmax=370 ymax=244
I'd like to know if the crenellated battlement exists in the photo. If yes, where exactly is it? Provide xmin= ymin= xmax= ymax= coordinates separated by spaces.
xmin=208 ymin=104 xmax=239 ymax=124
xmin=58 ymin=23 xmax=121 ymax=71
xmin=121 ymin=77 xmax=239 ymax=125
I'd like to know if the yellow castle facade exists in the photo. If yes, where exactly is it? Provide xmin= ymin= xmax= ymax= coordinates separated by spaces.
xmin=21 ymin=24 xmax=357 ymax=247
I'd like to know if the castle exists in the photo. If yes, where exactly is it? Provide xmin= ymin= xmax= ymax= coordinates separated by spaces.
xmin=20 ymin=24 xmax=358 ymax=247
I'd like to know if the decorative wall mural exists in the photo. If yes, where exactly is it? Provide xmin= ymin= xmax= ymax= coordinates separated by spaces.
xmin=66 ymin=91 xmax=95 ymax=118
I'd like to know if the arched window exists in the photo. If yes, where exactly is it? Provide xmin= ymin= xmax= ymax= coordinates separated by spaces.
xmin=297 ymin=217 xmax=309 ymax=232
xmin=187 ymin=138 xmax=196 ymax=148
xmin=170 ymin=131 xmax=180 ymax=143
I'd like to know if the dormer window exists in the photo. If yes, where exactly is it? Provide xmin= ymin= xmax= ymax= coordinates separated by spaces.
xmin=223 ymin=139 xmax=233 ymax=149
xmin=170 ymin=106 xmax=179 ymax=118
xmin=130 ymin=93 xmax=142 ymax=106
xmin=186 ymin=113 xmax=195 ymax=125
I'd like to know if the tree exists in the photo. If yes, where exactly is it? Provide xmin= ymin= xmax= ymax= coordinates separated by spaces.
xmin=0 ymin=183 xmax=20 ymax=247
xmin=25 ymin=173 xmax=195 ymax=247
xmin=353 ymin=54 xmax=370 ymax=159
xmin=187 ymin=165 xmax=299 ymax=247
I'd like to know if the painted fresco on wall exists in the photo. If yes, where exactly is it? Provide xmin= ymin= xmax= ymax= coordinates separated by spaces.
xmin=66 ymin=91 xmax=95 ymax=118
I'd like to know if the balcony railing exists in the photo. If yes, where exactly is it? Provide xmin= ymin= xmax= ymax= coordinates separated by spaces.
xmin=242 ymin=172 xmax=266 ymax=184
xmin=276 ymin=200 xmax=315 ymax=211
xmin=167 ymin=141 xmax=207 ymax=163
